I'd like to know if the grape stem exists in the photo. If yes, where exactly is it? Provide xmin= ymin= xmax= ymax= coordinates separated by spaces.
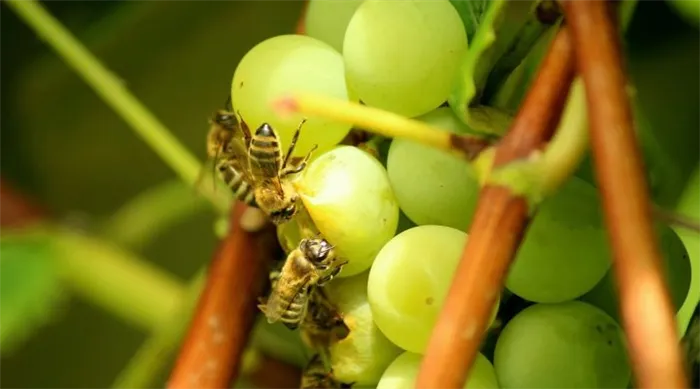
xmin=112 ymin=270 xmax=207 ymax=389
xmin=562 ymin=2 xmax=689 ymax=387
xmin=274 ymin=94 xmax=493 ymax=161
xmin=166 ymin=202 xmax=281 ymax=389
xmin=102 ymin=180 xmax=210 ymax=251
xmin=4 ymin=0 xmax=230 ymax=214
xmin=416 ymin=26 xmax=576 ymax=389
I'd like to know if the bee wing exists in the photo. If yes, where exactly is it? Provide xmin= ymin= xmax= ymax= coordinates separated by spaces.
xmin=222 ymin=127 xmax=259 ymax=190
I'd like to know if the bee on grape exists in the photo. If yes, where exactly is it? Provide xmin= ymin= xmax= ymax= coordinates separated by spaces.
xmin=201 ymin=103 xmax=317 ymax=225
xmin=300 ymin=354 xmax=353 ymax=389
xmin=300 ymin=286 xmax=350 ymax=361
xmin=259 ymin=238 xmax=348 ymax=329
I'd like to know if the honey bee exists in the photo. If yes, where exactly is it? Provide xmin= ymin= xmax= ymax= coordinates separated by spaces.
xmin=300 ymin=354 xmax=353 ymax=389
xmin=259 ymin=238 xmax=348 ymax=329
xmin=300 ymin=286 xmax=350 ymax=369
xmin=203 ymin=106 xmax=317 ymax=225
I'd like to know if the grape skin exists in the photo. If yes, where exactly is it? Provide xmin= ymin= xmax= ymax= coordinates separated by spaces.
xmin=580 ymin=225 xmax=692 ymax=322
xmin=494 ymin=301 xmax=631 ymax=389
xmin=376 ymin=351 xmax=499 ymax=389
xmin=505 ymin=176 xmax=612 ymax=303
xmin=304 ymin=0 xmax=364 ymax=53
xmin=368 ymin=225 xmax=499 ymax=354
xmin=343 ymin=0 xmax=468 ymax=117
xmin=327 ymin=272 xmax=403 ymax=385
xmin=297 ymin=145 xmax=399 ymax=277
xmin=231 ymin=34 xmax=352 ymax=158
xmin=387 ymin=107 xmax=480 ymax=231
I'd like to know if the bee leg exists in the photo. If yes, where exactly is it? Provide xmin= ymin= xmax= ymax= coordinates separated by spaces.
xmin=282 ymin=143 xmax=318 ymax=178
xmin=282 ymin=118 xmax=308 ymax=170
xmin=235 ymin=110 xmax=252 ymax=146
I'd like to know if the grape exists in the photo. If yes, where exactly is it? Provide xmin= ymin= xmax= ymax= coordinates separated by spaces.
xmin=327 ymin=271 xmax=403 ymax=385
xmin=376 ymin=351 xmax=499 ymax=389
xmin=580 ymin=225 xmax=692 ymax=322
xmin=304 ymin=0 xmax=364 ymax=53
xmin=505 ymin=176 xmax=612 ymax=303
xmin=494 ymin=301 xmax=631 ymax=388
xmin=231 ymin=35 xmax=352 ymax=158
xmin=343 ymin=0 xmax=467 ymax=117
xmin=387 ymin=108 xmax=480 ymax=231
xmin=296 ymin=145 xmax=399 ymax=277
xmin=368 ymin=225 xmax=499 ymax=353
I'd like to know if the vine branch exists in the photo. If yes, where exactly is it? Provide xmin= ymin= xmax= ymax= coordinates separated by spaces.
xmin=562 ymin=1 xmax=688 ymax=387
xmin=416 ymin=26 xmax=575 ymax=388
xmin=166 ymin=202 xmax=280 ymax=389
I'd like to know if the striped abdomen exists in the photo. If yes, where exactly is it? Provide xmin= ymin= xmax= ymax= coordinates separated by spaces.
xmin=275 ymin=289 xmax=311 ymax=329
xmin=248 ymin=123 xmax=282 ymax=180
xmin=217 ymin=163 xmax=256 ymax=206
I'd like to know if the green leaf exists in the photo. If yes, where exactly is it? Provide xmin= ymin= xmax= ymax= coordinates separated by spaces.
xmin=448 ymin=0 xmax=560 ymax=133
xmin=481 ymin=1 xmax=561 ymax=102
xmin=449 ymin=0 xmax=491 ymax=41
xmin=448 ymin=0 xmax=509 ymax=120
xmin=674 ymin=168 xmax=700 ymax=334
xmin=0 ymin=230 xmax=66 ymax=354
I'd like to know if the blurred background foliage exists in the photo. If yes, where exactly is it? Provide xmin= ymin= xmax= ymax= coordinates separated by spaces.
xmin=0 ymin=1 xmax=697 ymax=387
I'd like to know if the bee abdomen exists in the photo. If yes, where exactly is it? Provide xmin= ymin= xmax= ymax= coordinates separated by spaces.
xmin=268 ymin=290 xmax=309 ymax=328
xmin=249 ymin=138 xmax=281 ymax=162
xmin=217 ymin=164 xmax=256 ymax=205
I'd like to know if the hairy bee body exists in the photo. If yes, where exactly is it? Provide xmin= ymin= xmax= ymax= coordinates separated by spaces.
xmin=259 ymin=239 xmax=347 ymax=329
xmin=301 ymin=354 xmax=357 ymax=389
xmin=301 ymin=287 xmax=350 ymax=354
xmin=202 ymin=107 xmax=315 ymax=225
xmin=216 ymin=163 xmax=256 ymax=206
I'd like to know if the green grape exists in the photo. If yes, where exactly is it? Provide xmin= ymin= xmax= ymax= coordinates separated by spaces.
xmin=376 ymin=351 xmax=499 ymax=389
xmin=368 ymin=225 xmax=499 ymax=353
xmin=343 ymin=0 xmax=467 ymax=117
xmin=305 ymin=0 xmax=364 ymax=53
xmin=231 ymin=35 xmax=352 ymax=158
xmin=494 ymin=301 xmax=631 ymax=388
xmin=580 ymin=225 xmax=692 ymax=322
xmin=387 ymin=108 xmax=480 ymax=231
xmin=506 ymin=176 xmax=612 ymax=303
xmin=327 ymin=272 xmax=403 ymax=385
xmin=296 ymin=145 xmax=399 ymax=277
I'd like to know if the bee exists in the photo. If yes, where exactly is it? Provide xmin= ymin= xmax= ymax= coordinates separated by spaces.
xmin=203 ymin=106 xmax=317 ymax=225
xmin=259 ymin=238 xmax=348 ymax=329
xmin=300 ymin=354 xmax=353 ymax=389
xmin=301 ymin=286 xmax=350 ymax=356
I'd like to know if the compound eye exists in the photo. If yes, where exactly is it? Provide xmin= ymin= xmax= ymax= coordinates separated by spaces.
xmin=283 ymin=204 xmax=296 ymax=218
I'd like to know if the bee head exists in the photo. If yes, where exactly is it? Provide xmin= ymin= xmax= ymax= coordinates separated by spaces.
xmin=207 ymin=111 xmax=236 ymax=159
xmin=300 ymin=238 xmax=334 ymax=263
xmin=268 ymin=203 xmax=297 ymax=225
xmin=212 ymin=110 xmax=236 ymax=129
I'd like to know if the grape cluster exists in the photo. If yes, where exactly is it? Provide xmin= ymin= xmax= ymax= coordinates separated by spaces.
xmin=226 ymin=0 xmax=689 ymax=388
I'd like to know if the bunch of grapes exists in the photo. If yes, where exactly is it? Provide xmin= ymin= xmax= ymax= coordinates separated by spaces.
xmin=229 ymin=1 xmax=690 ymax=388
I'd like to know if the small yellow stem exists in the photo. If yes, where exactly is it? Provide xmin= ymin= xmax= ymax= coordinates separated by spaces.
xmin=275 ymin=93 xmax=491 ymax=160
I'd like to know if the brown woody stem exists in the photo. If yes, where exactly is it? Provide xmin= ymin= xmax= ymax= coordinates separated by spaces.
xmin=562 ymin=1 xmax=689 ymax=387
xmin=166 ymin=202 xmax=279 ymax=389
xmin=416 ymin=26 xmax=576 ymax=388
